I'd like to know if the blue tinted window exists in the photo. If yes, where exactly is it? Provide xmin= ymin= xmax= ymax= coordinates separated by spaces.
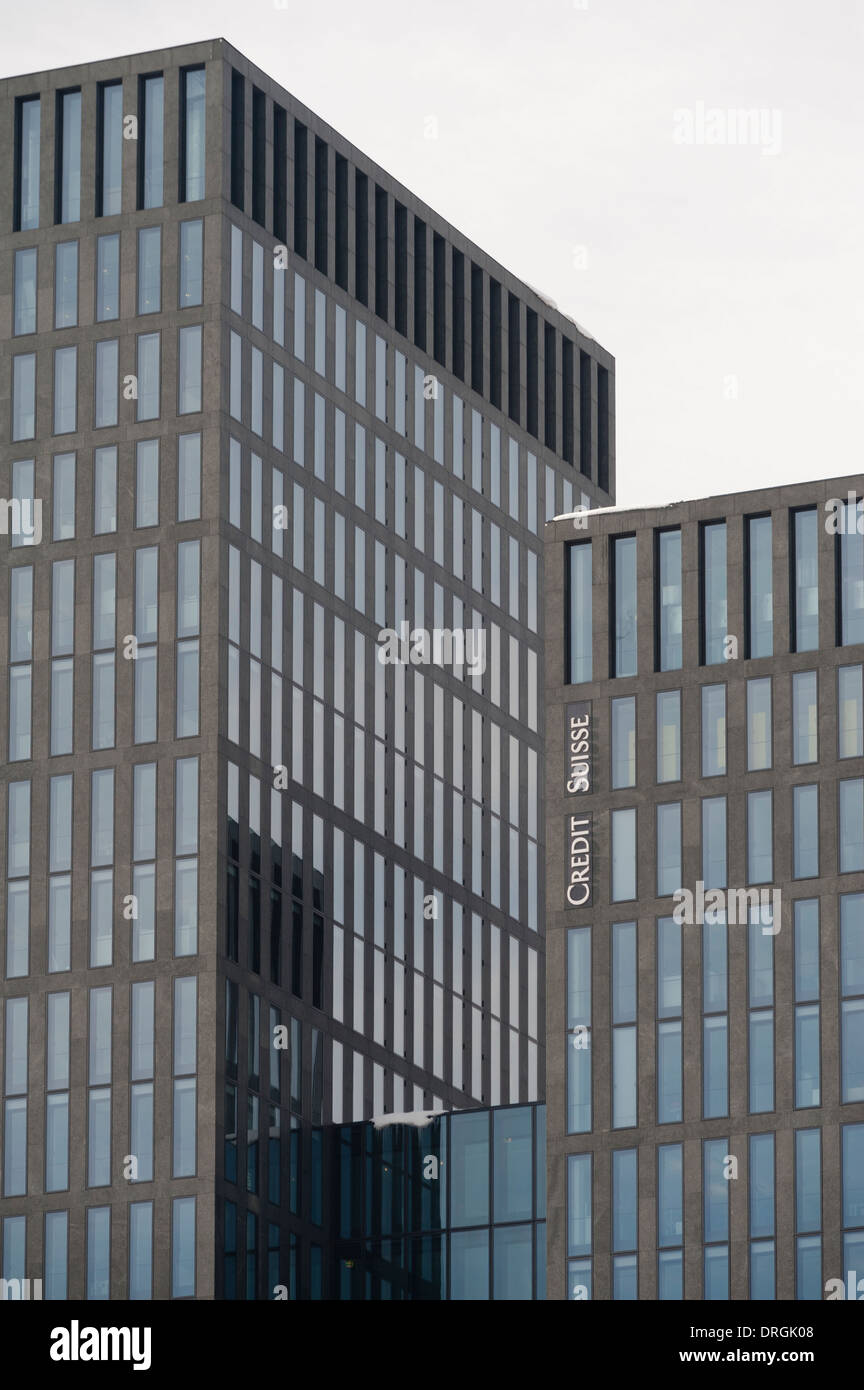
xmin=613 ymin=535 xmax=637 ymax=677
xmin=795 ymin=1130 xmax=821 ymax=1233
xmin=14 ymin=248 xmax=37 ymax=335
xmin=611 ymin=808 xmax=637 ymax=902
xmin=656 ymin=690 xmax=681 ymax=782
xmin=658 ymin=1249 xmax=682 ymax=1299
xmin=567 ymin=1153 xmax=592 ymax=1257
xmin=840 ymin=501 xmax=864 ymax=646
xmin=703 ymin=1015 xmax=728 ymax=1118
xmin=702 ymin=522 xmax=727 ymax=665
xmin=86 ymin=1207 xmax=110 ymax=1299
xmin=749 ymin=1133 xmax=774 ymax=1237
xmin=747 ymin=678 xmax=772 ymax=769
xmin=703 ymin=1139 xmax=729 ymax=1242
xmin=747 ymin=790 xmax=773 ymax=883
xmin=750 ymin=1240 xmax=775 ymax=1299
xmin=793 ymin=508 xmax=819 ymax=652
xmin=749 ymin=1011 xmax=774 ymax=1113
xmin=839 ymin=665 xmax=863 ymax=758
xmin=702 ymin=796 xmax=727 ymax=890
xmin=17 ymin=98 xmax=40 ymax=231
xmin=657 ymin=803 xmax=681 ymax=897
xmin=450 ymin=1111 xmax=489 ymax=1227
xmin=793 ymin=785 xmax=819 ymax=879
xmin=792 ymin=671 xmax=818 ymax=764
xmin=701 ymin=684 xmax=726 ymax=776
xmin=747 ymin=515 xmax=773 ymax=657
xmin=840 ymin=780 xmax=864 ymax=873
xmin=796 ymin=1235 xmax=821 ymax=1300
xmin=568 ymin=543 xmax=592 ymax=683
xmin=59 ymin=91 xmax=81 ymax=223
xmin=492 ymin=1225 xmax=531 ymax=1301
xmin=612 ymin=1149 xmax=638 ymax=1250
xmin=493 ymin=1107 xmax=531 ymax=1223
xmin=657 ymin=528 xmax=682 ymax=671
xmin=704 ymin=1245 xmax=728 ymax=1300
xmin=100 ymin=83 xmax=122 ymax=216
xmin=658 ymin=1143 xmax=682 ymax=1246
xmin=141 ymin=76 xmax=164 ymax=210
xmin=450 ymin=1228 xmax=488 ymax=1300
xmin=657 ymin=1020 xmax=682 ymax=1124
xmin=612 ymin=696 xmax=636 ymax=788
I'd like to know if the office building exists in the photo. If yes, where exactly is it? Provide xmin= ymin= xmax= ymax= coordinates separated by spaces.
xmin=0 ymin=38 xmax=615 ymax=1298
xmin=545 ymin=478 xmax=864 ymax=1299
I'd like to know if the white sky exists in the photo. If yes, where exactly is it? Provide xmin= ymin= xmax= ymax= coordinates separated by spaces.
xmin=5 ymin=0 xmax=863 ymax=508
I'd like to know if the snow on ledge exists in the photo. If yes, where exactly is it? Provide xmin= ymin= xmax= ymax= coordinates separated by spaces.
xmin=372 ymin=1110 xmax=438 ymax=1130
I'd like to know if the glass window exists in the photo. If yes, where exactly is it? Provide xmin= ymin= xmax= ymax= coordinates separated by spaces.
xmin=702 ymin=521 xmax=727 ymax=665
xmin=611 ymin=696 xmax=636 ymax=788
xmin=136 ymin=440 xmax=159 ymax=527
xmin=793 ymin=785 xmax=819 ymax=879
xmin=611 ymin=808 xmax=637 ymax=902
xmin=612 ymin=1149 xmax=638 ymax=1251
xmin=178 ymin=325 xmax=203 ymax=414
xmin=451 ymin=1229 xmax=488 ymax=1300
xmin=567 ymin=928 xmax=591 ymax=1134
xmin=59 ymin=90 xmax=82 ymax=223
xmin=450 ymin=1111 xmax=489 ymax=1227
xmin=747 ymin=678 xmax=772 ymax=770
xmin=792 ymin=672 xmax=818 ymax=764
xmin=568 ymin=543 xmax=592 ymax=683
xmin=94 ymin=446 xmax=117 ymax=534
xmin=795 ymin=1129 xmax=821 ymax=1232
xmin=839 ymin=666 xmax=863 ymax=759
xmin=839 ymin=499 xmax=864 ymax=646
xmin=12 ymin=354 xmax=36 ymax=440
xmin=94 ymin=340 xmax=118 ymax=428
xmin=747 ymin=515 xmax=773 ymax=657
xmin=657 ymin=529 xmax=682 ymax=670
xmin=54 ymin=241 xmax=78 ymax=328
xmin=749 ymin=1132 xmax=775 ymax=1238
xmin=141 ymin=75 xmax=164 ymax=210
xmin=137 ymin=226 xmax=161 ymax=314
xmin=172 ymin=1197 xmax=195 ymax=1298
xmin=612 ymin=535 xmax=637 ymax=677
xmin=656 ymin=803 xmax=681 ymax=897
xmin=17 ymin=97 xmax=40 ymax=231
xmin=702 ymin=796 xmax=727 ymax=889
xmin=703 ymin=1014 xmax=728 ymax=1117
xmin=53 ymin=452 xmax=76 ymax=540
xmin=99 ymin=82 xmax=122 ymax=215
xmin=658 ymin=1143 xmax=683 ymax=1246
xmin=704 ymin=1138 xmax=729 ymax=1242
xmin=178 ymin=434 xmax=201 ymax=522
xmin=793 ymin=508 xmax=819 ymax=652
xmin=493 ymin=1107 xmax=531 ymax=1223
xmin=96 ymin=234 xmax=120 ymax=321
xmin=747 ymin=789 xmax=773 ymax=883
xmin=839 ymin=780 xmax=864 ymax=873
xmin=750 ymin=1010 xmax=774 ymax=1112
xmin=86 ymin=1208 xmax=110 ymax=1298
xmin=136 ymin=333 xmax=160 ymax=420
xmin=700 ymin=685 xmax=726 ymax=776
xmin=13 ymin=248 xmax=37 ymax=335
xmin=656 ymin=690 xmax=681 ymax=782
xmin=179 ymin=220 xmax=204 ymax=306
xmin=182 ymin=68 xmax=206 ymax=201
xmin=567 ymin=1153 xmax=592 ymax=1257
xmin=53 ymin=346 xmax=77 ymax=434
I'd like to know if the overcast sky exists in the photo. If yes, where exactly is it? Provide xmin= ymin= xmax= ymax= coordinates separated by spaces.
xmin=5 ymin=0 xmax=863 ymax=507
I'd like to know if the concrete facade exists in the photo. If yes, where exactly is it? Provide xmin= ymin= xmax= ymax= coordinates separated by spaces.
xmin=545 ymin=477 xmax=864 ymax=1300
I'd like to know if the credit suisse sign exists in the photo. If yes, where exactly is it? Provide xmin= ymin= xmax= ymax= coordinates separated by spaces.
xmin=565 ymin=702 xmax=592 ymax=907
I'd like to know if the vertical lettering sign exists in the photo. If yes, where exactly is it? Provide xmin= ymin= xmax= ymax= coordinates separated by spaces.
xmin=567 ymin=813 xmax=591 ymax=908
xmin=566 ymin=702 xmax=592 ymax=794
xmin=566 ymin=702 xmax=592 ymax=906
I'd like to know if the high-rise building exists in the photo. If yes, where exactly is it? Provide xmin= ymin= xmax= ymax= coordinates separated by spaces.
xmin=545 ymin=479 xmax=864 ymax=1300
xmin=0 ymin=38 xmax=615 ymax=1299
